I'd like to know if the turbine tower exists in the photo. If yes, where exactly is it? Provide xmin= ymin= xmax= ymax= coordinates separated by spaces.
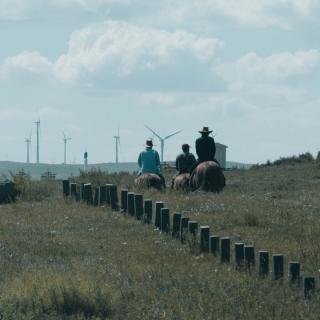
xmin=145 ymin=125 xmax=182 ymax=163
xmin=114 ymin=128 xmax=120 ymax=164
xmin=25 ymin=134 xmax=31 ymax=164
xmin=35 ymin=119 xmax=40 ymax=164
xmin=63 ymin=133 xmax=72 ymax=165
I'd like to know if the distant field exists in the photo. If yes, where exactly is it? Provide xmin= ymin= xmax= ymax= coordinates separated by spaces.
xmin=0 ymin=162 xmax=320 ymax=319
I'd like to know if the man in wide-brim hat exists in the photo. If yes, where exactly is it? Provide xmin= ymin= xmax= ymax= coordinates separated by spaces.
xmin=138 ymin=139 xmax=166 ymax=188
xmin=190 ymin=126 xmax=216 ymax=173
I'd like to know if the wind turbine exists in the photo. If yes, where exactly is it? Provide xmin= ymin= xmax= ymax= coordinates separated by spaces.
xmin=35 ymin=119 xmax=40 ymax=164
xmin=145 ymin=125 xmax=182 ymax=163
xmin=114 ymin=128 xmax=120 ymax=164
xmin=63 ymin=132 xmax=72 ymax=165
xmin=25 ymin=133 xmax=31 ymax=164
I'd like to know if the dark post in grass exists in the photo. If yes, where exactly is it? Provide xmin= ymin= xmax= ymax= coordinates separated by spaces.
xmin=210 ymin=236 xmax=220 ymax=256
xmin=127 ymin=192 xmax=135 ymax=216
xmin=83 ymin=183 xmax=93 ymax=205
xmin=80 ymin=183 xmax=85 ymax=202
xmin=134 ymin=194 xmax=143 ymax=220
xmin=303 ymin=277 xmax=315 ymax=298
xmin=259 ymin=251 xmax=269 ymax=276
xmin=288 ymin=262 xmax=300 ymax=283
xmin=172 ymin=213 xmax=182 ymax=238
xmin=121 ymin=189 xmax=128 ymax=212
xmin=188 ymin=221 xmax=198 ymax=237
xmin=220 ymin=237 xmax=230 ymax=263
xmin=109 ymin=185 xmax=119 ymax=211
xmin=63 ymin=180 xmax=70 ymax=197
xmin=272 ymin=255 xmax=284 ymax=280
xmin=160 ymin=208 xmax=170 ymax=233
xmin=244 ymin=245 xmax=255 ymax=268
xmin=235 ymin=243 xmax=245 ymax=267
xmin=99 ymin=185 xmax=107 ymax=205
xmin=106 ymin=184 xmax=112 ymax=205
xmin=180 ymin=217 xmax=190 ymax=243
xmin=93 ymin=186 xmax=99 ymax=206
xmin=70 ymin=183 xmax=77 ymax=201
xmin=144 ymin=200 xmax=153 ymax=224
xmin=200 ymin=226 xmax=210 ymax=253
xmin=155 ymin=201 xmax=164 ymax=229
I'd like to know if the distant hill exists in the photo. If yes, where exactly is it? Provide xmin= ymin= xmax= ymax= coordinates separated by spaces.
xmin=0 ymin=160 xmax=252 ymax=180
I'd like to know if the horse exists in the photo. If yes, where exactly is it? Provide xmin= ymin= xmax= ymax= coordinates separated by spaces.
xmin=173 ymin=173 xmax=190 ymax=192
xmin=135 ymin=173 xmax=164 ymax=191
xmin=190 ymin=161 xmax=225 ymax=192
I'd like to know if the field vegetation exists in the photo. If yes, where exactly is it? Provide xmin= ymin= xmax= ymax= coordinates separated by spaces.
xmin=1 ymin=159 xmax=320 ymax=319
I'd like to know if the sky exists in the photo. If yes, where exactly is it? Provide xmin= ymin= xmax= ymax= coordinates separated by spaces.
xmin=0 ymin=0 xmax=319 ymax=164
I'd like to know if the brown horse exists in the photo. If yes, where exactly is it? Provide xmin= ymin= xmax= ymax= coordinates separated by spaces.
xmin=173 ymin=173 xmax=190 ymax=192
xmin=190 ymin=161 xmax=225 ymax=192
xmin=135 ymin=173 xmax=164 ymax=191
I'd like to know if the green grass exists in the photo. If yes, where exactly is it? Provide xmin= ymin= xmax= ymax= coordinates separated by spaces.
xmin=1 ymin=162 xmax=320 ymax=319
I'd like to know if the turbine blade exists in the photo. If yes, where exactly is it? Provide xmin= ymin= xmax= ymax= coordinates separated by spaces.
xmin=144 ymin=125 xmax=162 ymax=140
xmin=164 ymin=130 xmax=182 ymax=140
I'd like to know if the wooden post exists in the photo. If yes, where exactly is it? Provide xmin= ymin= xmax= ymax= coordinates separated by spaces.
xmin=109 ymin=185 xmax=119 ymax=211
xmin=235 ymin=243 xmax=245 ymax=267
xmin=93 ymin=186 xmax=99 ymax=206
xmin=70 ymin=183 xmax=77 ymax=200
xmin=83 ymin=183 xmax=93 ymax=205
xmin=134 ymin=194 xmax=143 ymax=220
xmin=172 ymin=213 xmax=182 ymax=238
xmin=220 ymin=237 xmax=230 ymax=263
xmin=63 ymin=180 xmax=70 ymax=197
xmin=273 ymin=255 xmax=284 ymax=280
xmin=99 ymin=185 xmax=107 ymax=205
xmin=200 ymin=226 xmax=210 ymax=253
xmin=160 ymin=208 xmax=170 ymax=233
xmin=80 ymin=183 xmax=85 ymax=202
xmin=259 ymin=251 xmax=269 ymax=276
xmin=180 ymin=217 xmax=189 ymax=243
xmin=127 ymin=192 xmax=135 ymax=216
xmin=188 ymin=221 xmax=198 ymax=237
xmin=155 ymin=202 xmax=164 ymax=229
xmin=121 ymin=189 xmax=128 ymax=212
xmin=144 ymin=200 xmax=153 ymax=224
xmin=106 ymin=184 xmax=112 ymax=205
xmin=244 ymin=245 xmax=255 ymax=268
xmin=288 ymin=262 xmax=300 ymax=283
xmin=303 ymin=277 xmax=315 ymax=298
xmin=210 ymin=236 xmax=220 ymax=256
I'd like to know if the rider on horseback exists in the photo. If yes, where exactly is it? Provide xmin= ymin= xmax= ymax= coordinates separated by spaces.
xmin=176 ymin=144 xmax=196 ymax=174
xmin=190 ymin=126 xmax=217 ymax=173
xmin=138 ymin=139 xmax=166 ymax=189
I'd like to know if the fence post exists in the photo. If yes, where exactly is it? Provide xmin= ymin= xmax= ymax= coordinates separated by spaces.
xmin=80 ymin=183 xmax=85 ymax=202
xmin=210 ymin=236 xmax=220 ymax=256
xmin=273 ymin=255 xmax=284 ymax=280
xmin=144 ymin=200 xmax=153 ymax=224
xmin=180 ymin=217 xmax=189 ymax=243
xmin=188 ymin=221 xmax=198 ymax=237
xmin=220 ymin=237 xmax=230 ymax=263
xmin=63 ymin=180 xmax=70 ymax=197
xmin=134 ymin=194 xmax=143 ymax=220
xmin=155 ymin=202 xmax=164 ymax=229
xmin=106 ymin=184 xmax=112 ymax=206
xmin=93 ymin=186 xmax=99 ymax=206
xmin=235 ymin=243 xmax=245 ymax=267
xmin=259 ymin=251 xmax=269 ymax=276
xmin=244 ymin=245 xmax=255 ymax=269
xmin=70 ymin=183 xmax=77 ymax=201
xmin=172 ymin=213 xmax=182 ymax=238
xmin=303 ymin=277 xmax=315 ymax=298
xmin=200 ymin=226 xmax=210 ymax=253
xmin=83 ymin=183 xmax=93 ymax=205
xmin=109 ymin=185 xmax=119 ymax=211
xmin=127 ymin=192 xmax=135 ymax=216
xmin=160 ymin=208 xmax=170 ymax=233
xmin=99 ymin=185 xmax=107 ymax=206
xmin=121 ymin=189 xmax=128 ymax=212
xmin=288 ymin=262 xmax=300 ymax=283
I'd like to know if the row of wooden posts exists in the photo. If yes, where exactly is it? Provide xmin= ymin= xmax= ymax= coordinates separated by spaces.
xmin=62 ymin=180 xmax=316 ymax=299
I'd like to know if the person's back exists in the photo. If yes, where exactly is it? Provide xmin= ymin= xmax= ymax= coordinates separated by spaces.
xmin=176 ymin=145 xmax=196 ymax=174
xmin=138 ymin=148 xmax=160 ymax=174
xmin=196 ymin=135 xmax=216 ymax=162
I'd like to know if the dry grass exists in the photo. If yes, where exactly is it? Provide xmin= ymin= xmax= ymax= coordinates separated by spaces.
xmin=1 ymin=162 xmax=320 ymax=319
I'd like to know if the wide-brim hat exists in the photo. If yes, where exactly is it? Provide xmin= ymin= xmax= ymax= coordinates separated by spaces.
xmin=144 ymin=139 xmax=154 ymax=147
xmin=199 ymin=126 xmax=213 ymax=134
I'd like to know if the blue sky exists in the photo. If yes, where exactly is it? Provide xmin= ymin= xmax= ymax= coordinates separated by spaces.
xmin=0 ymin=0 xmax=319 ymax=164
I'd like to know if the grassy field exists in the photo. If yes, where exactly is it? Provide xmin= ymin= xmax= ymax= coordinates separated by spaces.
xmin=1 ymin=162 xmax=320 ymax=319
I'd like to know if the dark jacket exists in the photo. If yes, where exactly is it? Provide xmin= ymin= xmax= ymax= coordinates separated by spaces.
xmin=176 ymin=152 xmax=196 ymax=174
xmin=195 ymin=135 xmax=216 ymax=162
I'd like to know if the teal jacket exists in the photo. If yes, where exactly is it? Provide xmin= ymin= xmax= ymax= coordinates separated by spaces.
xmin=138 ymin=148 xmax=160 ymax=174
